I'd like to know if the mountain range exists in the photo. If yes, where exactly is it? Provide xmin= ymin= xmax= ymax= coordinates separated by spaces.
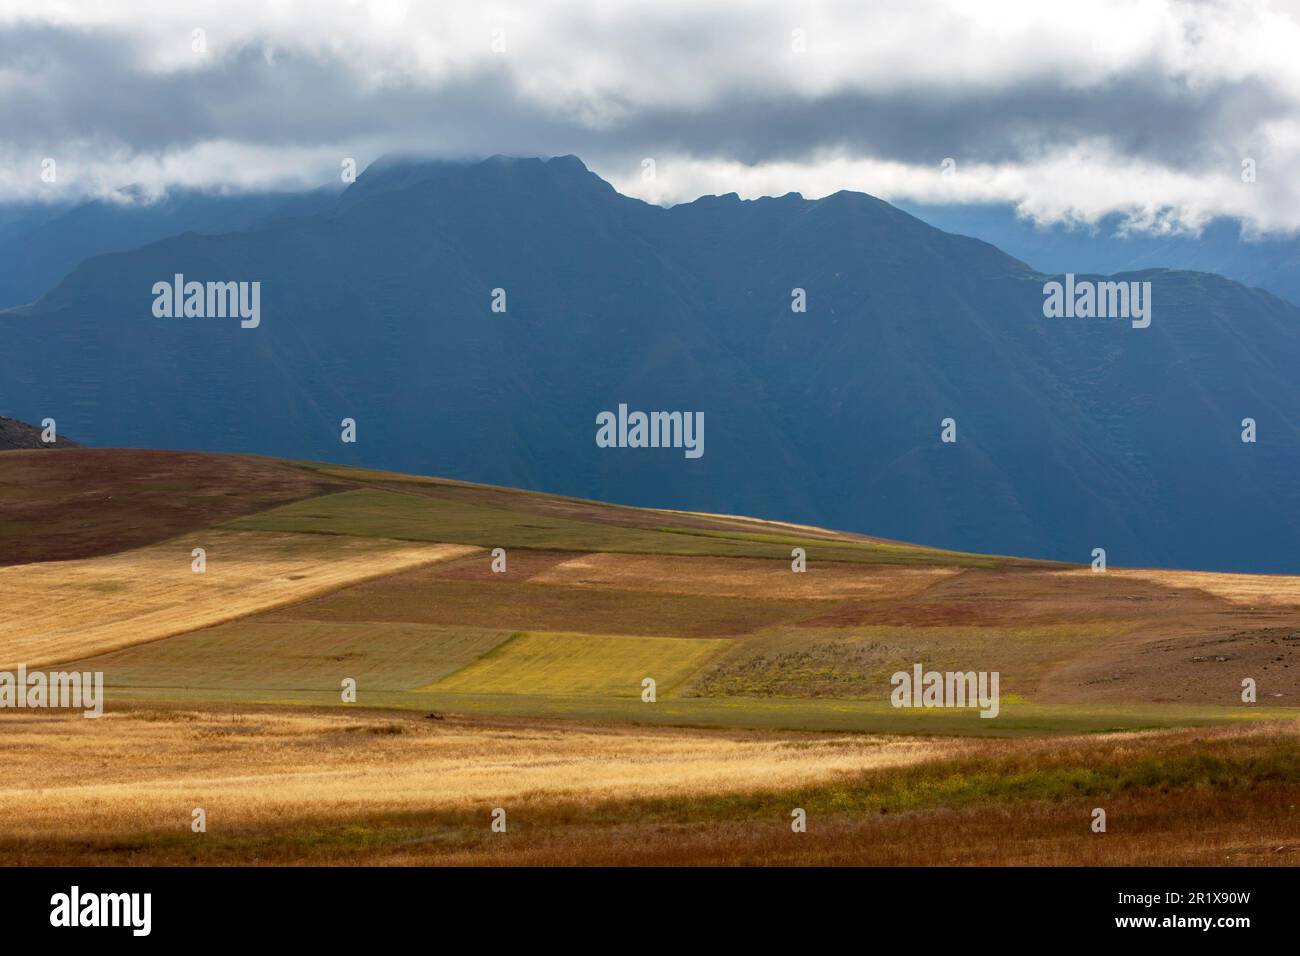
xmin=2 ymin=155 xmax=1298 ymax=573
xmin=0 ymin=186 xmax=340 ymax=311
xmin=897 ymin=201 xmax=1300 ymax=309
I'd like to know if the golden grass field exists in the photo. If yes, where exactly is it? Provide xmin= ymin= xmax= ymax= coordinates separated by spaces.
xmin=1114 ymin=568 xmax=1300 ymax=606
xmin=0 ymin=706 xmax=961 ymax=841
xmin=0 ymin=705 xmax=1294 ymax=866
xmin=0 ymin=530 xmax=477 ymax=669
xmin=1 ymin=449 xmax=1298 ymax=866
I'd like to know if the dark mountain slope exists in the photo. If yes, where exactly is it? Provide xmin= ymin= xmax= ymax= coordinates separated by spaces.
xmin=898 ymin=202 xmax=1300 ymax=308
xmin=0 ymin=416 xmax=78 ymax=449
xmin=0 ymin=185 xmax=341 ymax=310
xmin=3 ymin=156 xmax=1298 ymax=572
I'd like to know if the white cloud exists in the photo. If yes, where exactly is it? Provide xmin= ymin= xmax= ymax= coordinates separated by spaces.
xmin=2 ymin=0 xmax=1300 ymax=234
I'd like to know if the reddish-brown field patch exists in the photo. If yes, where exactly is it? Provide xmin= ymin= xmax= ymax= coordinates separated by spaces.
xmin=0 ymin=449 xmax=343 ymax=565
xmin=262 ymin=564 xmax=829 ymax=637
xmin=529 ymin=552 xmax=958 ymax=600
xmin=1039 ymin=618 xmax=1300 ymax=705
xmin=800 ymin=567 xmax=1227 ymax=628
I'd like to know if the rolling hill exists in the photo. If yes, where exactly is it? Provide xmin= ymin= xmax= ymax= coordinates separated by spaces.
xmin=2 ymin=447 xmax=1298 ymax=866
xmin=2 ymin=448 xmax=1297 ymax=734
xmin=3 ymin=156 xmax=1299 ymax=573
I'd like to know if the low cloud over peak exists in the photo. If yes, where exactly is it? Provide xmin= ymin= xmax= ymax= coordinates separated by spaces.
xmin=4 ymin=0 xmax=1300 ymax=236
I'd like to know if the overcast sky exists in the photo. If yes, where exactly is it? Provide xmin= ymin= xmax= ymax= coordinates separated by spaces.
xmin=4 ymin=0 xmax=1300 ymax=235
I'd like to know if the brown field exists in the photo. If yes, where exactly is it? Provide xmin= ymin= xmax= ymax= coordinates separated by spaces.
xmin=260 ymin=565 xmax=829 ymax=637
xmin=0 ymin=449 xmax=343 ymax=565
xmin=1039 ymin=619 xmax=1300 ymax=705
xmin=0 ymin=706 xmax=1294 ymax=866
xmin=529 ymin=552 xmax=959 ymax=600
xmin=801 ymin=567 xmax=1231 ymax=628
xmin=0 ymin=531 xmax=477 ymax=668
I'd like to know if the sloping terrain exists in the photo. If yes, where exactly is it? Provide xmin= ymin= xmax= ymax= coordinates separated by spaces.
xmin=0 ymin=186 xmax=341 ymax=311
xmin=0 ymin=415 xmax=77 ymax=450
xmin=0 ymin=449 xmax=343 ymax=565
xmin=1 ymin=450 xmax=1294 ymax=732
xmin=2 ymin=449 xmax=1299 ymax=866
xmin=0 ymin=531 xmax=476 ymax=669
xmin=3 ymin=156 xmax=1299 ymax=572
xmin=900 ymin=201 xmax=1300 ymax=308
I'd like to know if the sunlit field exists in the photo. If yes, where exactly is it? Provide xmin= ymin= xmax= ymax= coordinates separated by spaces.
xmin=0 ymin=706 xmax=1295 ymax=866
xmin=0 ymin=530 xmax=475 ymax=668
xmin=1 ymin=450 xmax=1297 ymax=866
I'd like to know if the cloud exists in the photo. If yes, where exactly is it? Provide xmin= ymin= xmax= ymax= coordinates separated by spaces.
xmin=2 ymin=0 xmax=1300 ymax=234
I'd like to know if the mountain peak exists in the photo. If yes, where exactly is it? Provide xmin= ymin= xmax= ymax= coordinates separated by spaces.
xmin=342 ymin=153 xmax=612 ymax=209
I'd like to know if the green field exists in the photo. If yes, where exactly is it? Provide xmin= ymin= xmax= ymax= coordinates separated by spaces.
xmin=226 ymin=487 xmax=1023 ymax=568
xmin=427 ymin=630 xmax=732 ymax=697
xmin=81 ymin=621 xmax=513 ymax=691
xmin=92 ymin=681 xmax=1300 ymax=737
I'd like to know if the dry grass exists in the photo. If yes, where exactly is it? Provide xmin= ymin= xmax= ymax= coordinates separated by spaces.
xmin=1 ymin=708 xmax=1295 ymax=866
xmin=418 ymin=787 xmax=1300 ymax=867
xmin=0 ymin=532 xmax=479 ymax=668
xmin=0 ymin=706 xmax=962 ymax=844
xmin=1115 ymin=568 xmax=1300 ymax=607
xmin=529 ymin=552 xmax=958 ymax=600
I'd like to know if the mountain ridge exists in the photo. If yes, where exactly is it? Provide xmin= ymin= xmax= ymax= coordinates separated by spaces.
xmin=3 ymin=155 xmax=1298 ymax=573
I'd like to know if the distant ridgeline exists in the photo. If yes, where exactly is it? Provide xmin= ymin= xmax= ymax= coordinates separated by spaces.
xmin=2 ymin=155 xmax=1299 ymax=572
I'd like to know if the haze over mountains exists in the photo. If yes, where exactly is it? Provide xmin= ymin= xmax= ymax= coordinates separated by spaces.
xmin=898 ymin=202 xmax=1300 ymax=309
xmin=2 ymin=155 xmax=1298 ymax=573
xmin=0 ymin=187 xmax=340 ymax=311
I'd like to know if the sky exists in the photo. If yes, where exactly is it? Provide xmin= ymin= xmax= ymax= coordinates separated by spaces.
xmin=4 ymin=0 xmax=1300 ymax=236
